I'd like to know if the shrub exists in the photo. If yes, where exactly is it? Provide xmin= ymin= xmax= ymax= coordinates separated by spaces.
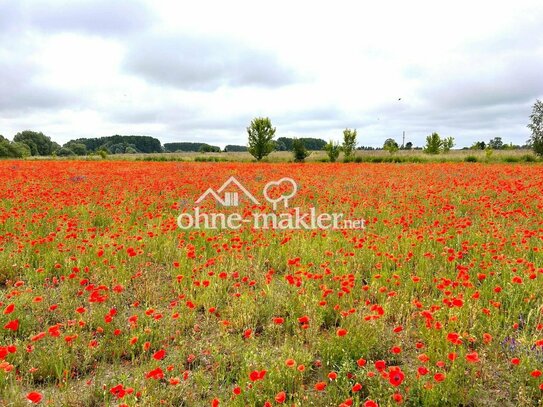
xmin=503 ymin=156 xmax=520 ymax=163
xmin=56 ymin=147 xmax=75 ymax=157
xmin=292 ymin=138 xmax=310 ymax=162
xmin=383 ymin=138 xmax=399 ymax=154
xmin=521 ymin=154 xmax=536 ymax=162
xmin=324 ymin=140 xmax=341 ymax=162
xmin=465 ymin=155 xmax=478 ymax=162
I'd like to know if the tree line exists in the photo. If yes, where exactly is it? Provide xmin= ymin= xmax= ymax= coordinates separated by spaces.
xmin=1 ymin=100 xmax=542 ymax=159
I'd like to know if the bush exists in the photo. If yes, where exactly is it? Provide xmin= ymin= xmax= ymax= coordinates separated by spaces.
xmin=324 ymin=140 xmax=341 ymax=162
xmin=465 ymin=155 xmax=478 ymax=162
xmin=503 ymin=156 xmax=520 ymax=163
xmin=292 ymin=138 xmax=310 ymax=162
xmin=521 ymin=154 xmax=536 ymax=162
xmin=56 ymin=147 xmax=75 ymax=157
xmin=383 ymin=138 xmax=399 ymax=154
xmin=194 ymin=156 xmax=227 ymax=162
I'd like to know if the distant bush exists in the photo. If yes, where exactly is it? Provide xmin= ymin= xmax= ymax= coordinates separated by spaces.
xmin=521 ymin=154 xmax=536 ymax=162
xmin=194 ymin=156 xmax=227 ymax=162
xmin=292 ymin=138 xmax=310 ymax=162
xmin=137 ymin=156 xmax=186 ymax=162
xmin=56 ymin=147 xmax=75 ymax=157
xmin=224 ymin=145 xmax=248 ymax=152
xmin=503 ymin=156 xmax=520 ymax=163
xmin=324 ymin=140 xmax=341 ymax=162
xmin=465 ymin=155 xmax=478 ymax=162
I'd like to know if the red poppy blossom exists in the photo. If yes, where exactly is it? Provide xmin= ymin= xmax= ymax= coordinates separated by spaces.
xmin=275 ymin=391 xmax=286 ymax=403
xmin=153 ymin=349 xmax=166 ymax=360
xmin=315 ymin=381 xmax=327 ymax=391
xmin=388 ymin=367 xmax=405 ymax=387
xmin=27 ymin=392 xmax=43 ymax=403
xmin=337 ymin=328 xmax=348 ymax=337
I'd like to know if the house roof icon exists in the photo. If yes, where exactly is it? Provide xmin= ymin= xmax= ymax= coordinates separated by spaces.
xmin=195 ymin=176 xmax=260 ymax=207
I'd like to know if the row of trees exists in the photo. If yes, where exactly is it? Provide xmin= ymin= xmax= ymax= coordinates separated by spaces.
xmin=246 ymin=117 xmax=456 ymax=162
xmin=246 ymin=99 xmax=543 ymax=161
xmin=247 ymin=118 xmax=359 ymax=162
xmin=2 ymin=100 xmax=542 ymax=159
xmin=0 ymin=132 xmax=165 ymax=157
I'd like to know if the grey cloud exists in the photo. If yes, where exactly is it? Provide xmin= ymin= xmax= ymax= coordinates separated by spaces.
xmin=123 ymin=34 xmax=300 ymax=91
xmin=421 ymin=58 xmax=543 ymax=109
xmin=1 ymin=0 xmax=155 ymax=37
xmin=0 ymin=57 xmax=75 ymax=113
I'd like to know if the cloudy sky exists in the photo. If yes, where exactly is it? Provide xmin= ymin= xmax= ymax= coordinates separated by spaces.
xmin=1 ymin=0 xmax=542 ymax=148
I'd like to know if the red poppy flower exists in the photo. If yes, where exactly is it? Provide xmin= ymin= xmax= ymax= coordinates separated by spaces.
xmin=153 ymin=349 xmax=166 ymax=360
xmin=434 ymin=373 xmax=446 ymax=382
xmin=275 ymin=391 xmax=286 ymax=403
xmin=27 ymin=392 xmax=43 ymax=403
xmin=388 ymin=367 xmax=405 ymax=387
xmin=4 ymin=319 xmax=19 ymax=331
xmin=337 ymin=328 xmax=348 ymax=337
xmin=146 ymin=367 xmax=164 ymax=380
xmin=466 ymin=352 xmax=480 ymax=363
xmin=375 ymin=360 xmax=386 ymax=371
xmin=315 ymin=381 xmax=327 ymax=391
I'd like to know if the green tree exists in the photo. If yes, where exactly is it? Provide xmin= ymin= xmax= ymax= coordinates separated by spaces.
xmin=488 ymin=137 xmax=504 ymax=150
xmin=471 ymin=141 xmax=486 ymax=150
xmin=199 ymin=144 xmax=221 ymax=153
xmin=528 ymin=99 xmax=543 ymax=156
xmin=56 ymin=147 xmax=75 ymax=156
xmin=13 ymin=130 xmax=54 ymax=156
xmin=423 ymin=132 xmax=442 ymax=154
xmin=292 ymin=138 xmax=310 ymax=162
xmin=64 ymin=142 xmax=87 ymax=156
xmin=383 ymin=138 xmax=399 ymax=154
xmin=224 ymin=145 xmax=248 ymax=152
xmin=342 ymin=129 xmax=357 ymax=160
xmin=324 ymin=140 xmax=341 ymax=162
xmin=0 ymin=135 xmax=31 ymax=158
xmin=442 ymin=137 xmax=455 ymax=153
xmin=404 ymin=141 xmax=413 ymax=150
xmin=247 ymin=117 xmax=276 ymax=161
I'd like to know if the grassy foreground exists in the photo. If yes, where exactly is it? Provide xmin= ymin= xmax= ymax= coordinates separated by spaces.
xmin=1 ymin=161 xmax=543 ymax=406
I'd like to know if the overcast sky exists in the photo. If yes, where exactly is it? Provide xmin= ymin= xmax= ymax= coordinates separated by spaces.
xmin=1 ymin=0 xmax=542 ymax=148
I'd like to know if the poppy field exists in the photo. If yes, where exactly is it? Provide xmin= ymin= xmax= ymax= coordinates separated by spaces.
xmin=1 ymin=160 xmax=543 ymax=406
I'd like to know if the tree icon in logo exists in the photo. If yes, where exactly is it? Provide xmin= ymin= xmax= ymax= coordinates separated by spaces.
xmin=262 ymin=178 xmax=298 ymax=210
